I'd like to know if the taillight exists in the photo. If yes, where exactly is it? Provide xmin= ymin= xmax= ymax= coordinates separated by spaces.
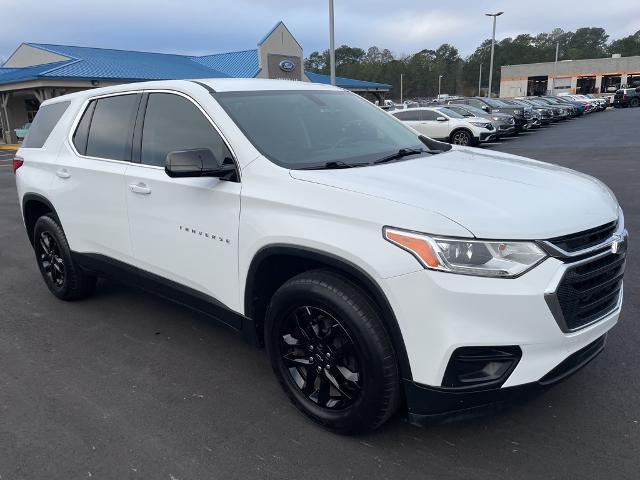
xmin=12 ymin=156 xmax=24 ymax=173
xmin=623 ymin=95 xmax=629 ymax=100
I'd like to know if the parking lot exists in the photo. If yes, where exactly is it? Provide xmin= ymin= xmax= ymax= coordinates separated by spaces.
xmin=0 ymin=107 xmax=638 ymax=479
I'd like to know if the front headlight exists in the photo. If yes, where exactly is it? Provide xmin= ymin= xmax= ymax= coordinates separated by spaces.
xmin=469 ymin=121 xmax=491 ymax=128
xmin=384 ymin=227 xmax=547 ymax=278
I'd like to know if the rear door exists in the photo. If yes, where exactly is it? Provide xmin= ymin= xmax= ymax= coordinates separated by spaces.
xmin=49 ymin=92 xmax=141 ymax=261
xmin=124 ymin=91 xmax=241 ymax=311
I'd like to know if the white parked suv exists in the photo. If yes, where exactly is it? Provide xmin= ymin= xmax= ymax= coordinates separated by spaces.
xmin=13 ymin=79 xmax=627 ymax=433
xmin=392 ymin=106 xmax=497 ymax=145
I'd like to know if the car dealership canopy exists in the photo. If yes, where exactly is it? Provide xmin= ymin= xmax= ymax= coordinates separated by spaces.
xmin=0 ymin=21 xmax=391 ymax=143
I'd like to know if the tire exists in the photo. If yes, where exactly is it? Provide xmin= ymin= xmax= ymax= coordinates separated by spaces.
xmin=265 ymin=269 xmax=400 ymax=433
xmin=33 ymin=214 xmax=96 ymax=301
xmin=450 ymin=129 xmax=472 ymax=146
xmin=630 ymin=98 xmax=639 ymax=108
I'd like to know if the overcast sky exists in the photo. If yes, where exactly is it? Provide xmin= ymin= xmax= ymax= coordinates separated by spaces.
xmin=2 ymin=0 xmax=639 ymax=63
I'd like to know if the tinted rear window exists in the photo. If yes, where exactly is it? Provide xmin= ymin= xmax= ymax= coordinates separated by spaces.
xmin=22 ymin=101 xmax=70 ymax=148
xmin=72 ymin=100 xmax=96 ymax=155
xmin=86 ymin=94 xmax=140 ymax=161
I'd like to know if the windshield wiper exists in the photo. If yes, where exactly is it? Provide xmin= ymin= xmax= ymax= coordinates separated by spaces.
xmin=373 ymin=147 xmax=429 ymax=165
xmin=299 ymin=160 xmax=365 ymax=170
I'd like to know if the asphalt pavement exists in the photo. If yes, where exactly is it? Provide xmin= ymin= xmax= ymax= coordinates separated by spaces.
xmin=0 ymin=107 xmax=638 ymax=479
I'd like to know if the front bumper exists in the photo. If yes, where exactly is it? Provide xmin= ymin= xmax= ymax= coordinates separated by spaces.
xmin=381 ymin=255 xmax=621 ymax=414
xmin=478 ymin=131 xmax=497 ymax=142
xmin=405 ymin=334 xmax=607 ymax=423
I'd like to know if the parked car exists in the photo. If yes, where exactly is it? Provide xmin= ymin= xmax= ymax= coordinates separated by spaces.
xmin=507 ymin=98 xmax=553 ymax=125
xmin=533 ymin=97 xmax=578 ymax=117
xmin=543 ymin=96 xmax=585 ymax=116
xmin=584 ymin=94 xmax=608 ymax=111
xmin=392 ymin=106 xmax=497 ymax=145
xmin=450 ymin=97 xmax=528 ymax=131
xmin=523 ymin=97 xmax=571 ymax=120
xmin=444 ymin=103 xmax=516 ymax=137
xmin=15 ymin=122 xmax=31 ymax=141
xmin=557 ymin=94 xmax=593 ymax=113
xmin=13 ymin=79 xmax=627 ymax=433
xmin=613 ymin=87 xmax=640 ymax=108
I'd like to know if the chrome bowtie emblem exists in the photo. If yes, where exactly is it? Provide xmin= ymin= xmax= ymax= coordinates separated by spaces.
xmin=611 ymin=233 xmax=625 ymax=254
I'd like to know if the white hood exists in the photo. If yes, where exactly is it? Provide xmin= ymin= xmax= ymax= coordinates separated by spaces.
xmin=290 ymin=147 xmax=619 ymax=240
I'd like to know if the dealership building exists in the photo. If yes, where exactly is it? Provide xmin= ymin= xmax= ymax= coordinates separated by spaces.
xmin=0 ymin=21 xmax=390 ymax=143
xmin=499 ymin=54 xmax=640 ymax=97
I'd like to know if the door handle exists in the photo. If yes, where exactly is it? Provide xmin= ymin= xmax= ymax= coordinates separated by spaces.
xmin=129 ymin=182 xmax=152 ymax=195
xmin=56 ymin=168 xmax=71 ymax=179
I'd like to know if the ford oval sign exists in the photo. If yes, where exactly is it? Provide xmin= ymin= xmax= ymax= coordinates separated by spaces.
xmin=279 ymin=60 xmax=295 ymax=72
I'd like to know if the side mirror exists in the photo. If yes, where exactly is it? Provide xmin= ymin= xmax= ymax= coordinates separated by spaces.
xmin=481 ymin=105 xmax=490 ymax=112
xmin=165 ymin=148 xmax=236 ymax=179
xmin=436 ymin=116 xmax=447 ymax=122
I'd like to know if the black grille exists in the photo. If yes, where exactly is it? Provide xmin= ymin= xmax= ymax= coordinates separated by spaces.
xmin=555 ymin=252 xmax=625 ymax=331
xmin=548 ymin=221 xmax=617 ymax=253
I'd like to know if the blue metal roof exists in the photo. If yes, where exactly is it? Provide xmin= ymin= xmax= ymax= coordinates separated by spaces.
xmin=0 ymin=61 xmax=71 ymax=83
xmin=24 ymin=43 xmax=228 ymax=80
xmin=305 ymin=71 xmax=391 ymax=90
xmin=190 ymin=50 xmax=260 ymax=78
xmin=0 ymin=26 xmax=391 ymax=91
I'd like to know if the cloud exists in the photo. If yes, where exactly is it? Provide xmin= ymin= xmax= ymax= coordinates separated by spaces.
xmin=1 ymin=0 xmax=639 ymax=63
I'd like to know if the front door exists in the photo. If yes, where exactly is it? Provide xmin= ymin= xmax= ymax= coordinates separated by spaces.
xmin=420 ymin=110 xmax=450 ymax=139
xmin=125 ymin=92 xmax=241 ymax=311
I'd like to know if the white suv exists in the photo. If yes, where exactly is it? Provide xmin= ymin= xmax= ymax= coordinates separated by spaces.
xmin=392 ymin=107 xmax=497 ymax=145
xmin=14 ymin=79 xmax=627 ymax=433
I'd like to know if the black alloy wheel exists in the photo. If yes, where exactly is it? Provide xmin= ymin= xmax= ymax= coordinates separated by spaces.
xmin=33 ymin=214 xmax=96 ymax=300
xmin=36 ymin=231 xmax=65 ymax=288
xmin=265 ymin=270 xmax=400 ymax=433
xmin=278 ymin=305 xmax=362 ymax=410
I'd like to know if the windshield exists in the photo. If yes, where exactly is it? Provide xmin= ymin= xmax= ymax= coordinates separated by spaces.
xmin=214 ymin=90 xmax=425 ymax=169
xmin=434 ymin=107 xmax=465 ymax=119
xmin=483 ymin=98 xmax=510 ymax=108
xmin=452 ymin=104 xmax=487 ymax=116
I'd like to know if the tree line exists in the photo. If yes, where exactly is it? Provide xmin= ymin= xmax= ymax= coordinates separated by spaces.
xmin=304 ymin=27 xmax=640 ymax=98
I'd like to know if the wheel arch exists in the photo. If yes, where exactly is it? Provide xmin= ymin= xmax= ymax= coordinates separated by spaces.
xmin=22 ymin=193 xmax=61 ymax=247
xmin=449 ymin=127 xmax=474 ymax=143
xmin=245 ymin=244 xmax=413 ymax=380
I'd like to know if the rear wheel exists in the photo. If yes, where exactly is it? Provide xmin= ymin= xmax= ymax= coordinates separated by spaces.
xmin=450 ymin=129 xmax=473 ymax=146
xmin=33 ymin=215 xmax=96 ymax=301
xmin=265 ymin=270 xmax=400 ymax=433
xmin=630 ymin=98 xmax=640 ymax=107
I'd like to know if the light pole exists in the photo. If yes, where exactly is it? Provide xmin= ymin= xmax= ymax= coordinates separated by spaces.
xmin=438 ymin=74 xmax=444 ymax=98
xmin=550 ymin=41 xmax=559 ymax=95
xmin=329 ymin=0 xmax=336 ymax=86
xmin=485 ymin=11 xmax=503 ymax=97
xmin=478 ymin=63 xmax=482 ymax=96
xmin=400 ymin=73 xmax=403 ymax=103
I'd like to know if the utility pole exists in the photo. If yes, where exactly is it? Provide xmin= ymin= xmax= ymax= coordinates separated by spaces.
xmin=329 ymin=0 xmax=336 ymax=86
xmin=478 ymin=63 xmax=482 ymax=96
xmin=485 ymin=11 xmax=503 ymax=97
xmin=551 ymin=41 xmax=559 ymax=95
xmin=400 ymin=73 xmax=403 ymax=103
xmin=438 ymin=74 xmax=444 ymax=97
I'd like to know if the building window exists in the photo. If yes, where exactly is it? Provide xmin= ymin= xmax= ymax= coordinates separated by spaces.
xmin=25 ymin=98 xmax=40 ymax=122
xmin=576 ymin=76 xmax=596 ymax=94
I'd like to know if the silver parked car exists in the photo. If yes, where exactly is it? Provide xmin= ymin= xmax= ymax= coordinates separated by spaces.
xmin=445 ymin=104 xmax=516 ymax=137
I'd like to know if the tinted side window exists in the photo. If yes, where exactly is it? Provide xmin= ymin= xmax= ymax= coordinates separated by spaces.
xmin=22 ymin=101 xmax=71 ymax=148
xmin=141 ymin=93 xmax=232 ymax=167
xmin=394 ymin=110 xmax=420 ymax=121
xmin=468 ymin=99 xmax=485 ymax=109
xmin=72 ymin=100 xmax=96 ymax=155
xmin=86 ymin=94 xmax=140 ymax=161
xmin=422 ymin=110 xmax=439 ymax=121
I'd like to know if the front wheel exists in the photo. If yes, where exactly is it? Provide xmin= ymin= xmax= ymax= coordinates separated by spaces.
xmin=630 ymin=98 xmax=640 ymax=108
xmin=450 ymin=129 xmax=473 ymax=146
xmin=265 ymin=270 xmax=400 ymax=433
